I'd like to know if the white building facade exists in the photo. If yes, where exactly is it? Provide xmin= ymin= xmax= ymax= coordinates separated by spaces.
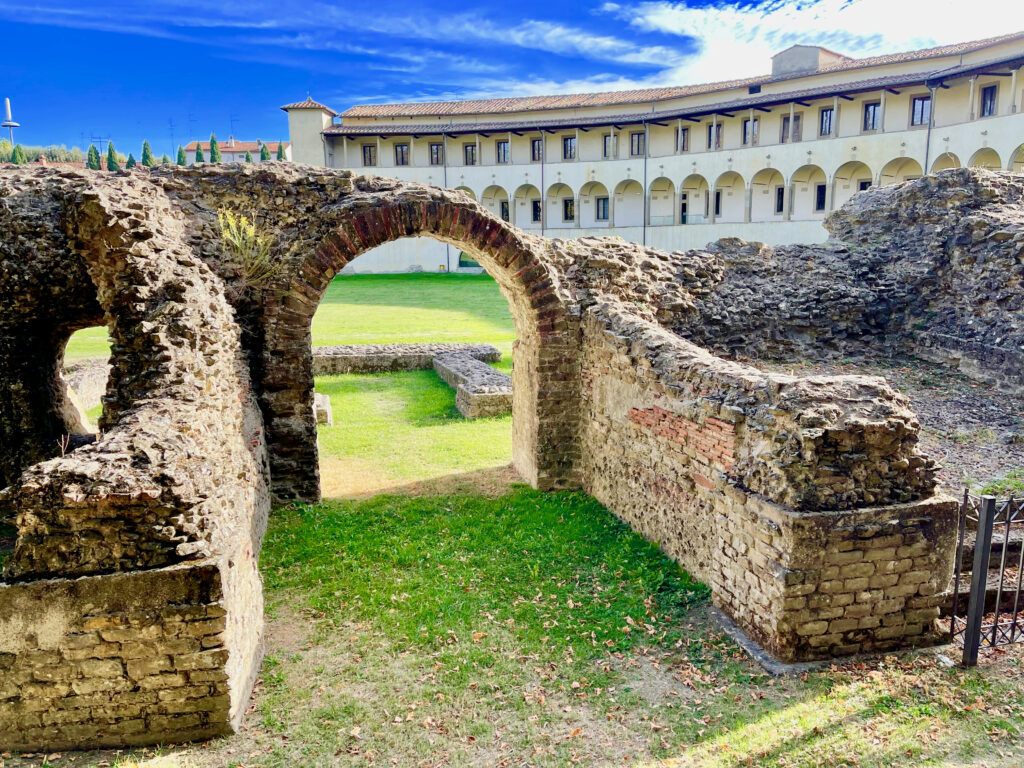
xmin=284 ymin=34 xmax=1024 ymax=273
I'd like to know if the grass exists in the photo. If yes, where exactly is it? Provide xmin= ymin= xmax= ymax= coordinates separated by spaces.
xmin=982 ymin=468 xmax=1024 ymax=497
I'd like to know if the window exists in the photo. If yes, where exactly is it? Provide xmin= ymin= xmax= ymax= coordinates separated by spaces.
xmin=562 ymin=197 xmax=575 ymax=222
xmin=706 ymin=123 xmax=722 ymax=149
xmin=858 ymin=180 xmax=871 ymax=191
xmin=500 ymin=200 xmax=510 ymax=222
xmin=495 ymin=140 xmax=509 ymax=164
xmin=562 ymin=136 xmax=576 ymax=160
xmin=394 ymin=143 xmax=409 ymax=166
xmin=910 ymin=95 xmax=931 ymax=127
xmin=602 ymin=133 xmax=614 ymax=158
xmin=463 ymin=143 xmax=476 ymax=166
xmin=595 ymin=196 xmax=609 ymax=221
xmin=429 ymin=142 xmax=444 ymax=166
xmin=361 ymin=144 xmax=377 ymax=166
xmin=713 ymin=190 xmax=722 ymax=217
xmin=819 ymin=107 xmax=834 ymax=136
xmin=531 ymin=138 xmax=543 ymax=162
xmin=531 ymin=199 xmax=542 ymax=222
xmin=980 ymin=84 xmax=998 ymax=117
xmin=680 ymin=193 xmax=688 ymax=224
xmin=676 ymin=127 xmax=689 ymax=152
xmin=815 ymin=183 xmax=827 ymax=212
xmin=774 ymin=186 xmax=785 ymax=214
xmin=781 ymin=114 xmax=802 ymax=142
xmin=630 ymin=131 xmax=646 ymax=157
xmin=862 ymin=101 xmax=881 ymax=131
xmin=742 ymin=118 xmax=759 ymax=146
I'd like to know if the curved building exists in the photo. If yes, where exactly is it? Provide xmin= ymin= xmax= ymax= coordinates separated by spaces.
xmin=285 ymin=32 xmax=1024 ymax=272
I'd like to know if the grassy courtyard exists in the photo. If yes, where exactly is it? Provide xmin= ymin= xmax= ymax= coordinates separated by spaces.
xmin=36 ymin=273 xmax=1024 ymax=768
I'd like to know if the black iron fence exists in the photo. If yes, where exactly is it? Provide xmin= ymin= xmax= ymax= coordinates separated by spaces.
xmin=950 ymin=491 xmax=1024 ymax=666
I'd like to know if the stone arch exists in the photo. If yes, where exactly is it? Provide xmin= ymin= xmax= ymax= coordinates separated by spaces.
xmin=712 ymin=171 xmax=745 ymax=223
xmin=578 ymin=180 xmax=610 ymax=228
xmin=832 ymin=161 xmax=873 ymax=208
xmin=613 ymin=179 xmax=644 ymax=227
xmin=648 ymin=177 xmax=675 ymax=226
xmin=513 ymin=183 xmax=541 ymax=229
xmin=545 ymin=182 xmax=576 ymax=230
xmin=968 ymin=147 xmax=1001 ymax=170
xmin=789 ymin=164 xmax=827 ymax=219
xmin=680 ymin=173 xmax=709 ymax=223
xmin=879 ymin=157 xmax=923 ymax=186
xmin=261 ymin=175 xmax=578 ymax=501
xmin=1007 ymin=144 xmax=1024 ymax=173
xmin=750 ymin=168 xmax=785 ymax=221
xmin=481 ymin=184 xmax=510 ymax=222
xmin=931 ymin=152 xmax=960 ymax=173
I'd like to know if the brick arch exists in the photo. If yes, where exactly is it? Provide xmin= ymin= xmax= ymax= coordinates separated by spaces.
xmin=258 ymin=177 xmax=580 ymax=501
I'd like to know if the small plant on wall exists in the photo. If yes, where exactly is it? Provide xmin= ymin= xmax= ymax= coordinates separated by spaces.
xmin=218 ymin=210 xmax=281 ymax=287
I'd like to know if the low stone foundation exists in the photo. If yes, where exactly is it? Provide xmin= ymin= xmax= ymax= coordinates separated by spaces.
xmin=312 ymin=343 xmax=501 ymax=375
xmin=433 ymin=352 xmax=513 ymax=419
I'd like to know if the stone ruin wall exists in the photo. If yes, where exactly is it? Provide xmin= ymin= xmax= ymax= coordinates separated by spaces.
xmin=0 ymin=163 xmax=1019 ymax=749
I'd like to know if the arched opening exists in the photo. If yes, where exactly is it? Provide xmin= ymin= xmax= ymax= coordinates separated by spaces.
xmin=968 ymin=147 xmax=1001 ymax=170
xmin=1007 ymin=144 xmax=1023 ymax=173
xmin=578 ymin=180 xmax=611 ymax=228
xmin=789 ymin=164 xmax=827 ymax=220
xmin=613 ymin=179 xmax=644 ymax=227
xmin=309 ymin=265 xmax=516 ymax=497
xmin=750 ymin=168 xmax=785 ymax=222
xmin=930 ymin=152 xmax=960 ymax=173
xmin=680 ymin=174 xmax=709 ymax=224
xmin=480 ymin=185 xmax=510 ymax=223
xmin=879 ymin=157 xmax=923 ymax=186
xmin=61 ymin=326 xmax=111 ymax=435
xmin=648 ymin=177 xmax=675 ymax=226
xmin=513 ymin=184 xmax=542 ymax=230
xmin=832 ymin=161 xmax=873 ymax=209
xmin=545 ymin=182 xmax=576 ymax=230
xmin=712 ymin=171 xmax=745 ymax=223
xmin=261 ymin=182 xmax=577 ymax=501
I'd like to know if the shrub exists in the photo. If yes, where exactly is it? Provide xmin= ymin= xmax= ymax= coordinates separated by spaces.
xmin=218 ymin=210 xmax=280 ymax=286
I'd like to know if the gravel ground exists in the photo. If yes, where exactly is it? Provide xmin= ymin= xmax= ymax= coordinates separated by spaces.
xmin=753 ymin=356 xmax=1024 ymax=495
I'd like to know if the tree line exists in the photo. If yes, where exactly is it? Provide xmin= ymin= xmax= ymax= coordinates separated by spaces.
xmin=2 ymin=132 xmax=288 ymax=169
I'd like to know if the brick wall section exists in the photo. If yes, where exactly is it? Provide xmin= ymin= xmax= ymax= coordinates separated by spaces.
xmin=580 ymin=306 xmax=958 ymax=658
xmin=0 ymin=560 xmax=253 ymax=750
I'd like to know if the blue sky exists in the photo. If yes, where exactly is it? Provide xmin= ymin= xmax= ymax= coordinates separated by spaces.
xmin=2 ymin=0 xmax=1022 ymax=158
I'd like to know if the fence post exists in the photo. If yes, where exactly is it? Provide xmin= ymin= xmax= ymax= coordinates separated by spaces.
xmin=963 ymin=495 xmax=997 ymax=666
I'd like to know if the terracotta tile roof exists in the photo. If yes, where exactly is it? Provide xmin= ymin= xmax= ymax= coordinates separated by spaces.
xmin=338 ymin=31 xmax=1024 ymax=119
xmin=279 ymin=97 xmax=339 ymax=116
xmin=323 ymin=70 xmax=934 ymax=137
xmin=184 ymin=140 xmax=289 ymax=153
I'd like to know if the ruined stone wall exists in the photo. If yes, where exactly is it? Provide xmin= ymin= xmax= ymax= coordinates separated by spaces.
xmin=313 ymin=343 xmax=501 ymax=375
xmin=668 ymin=169 xmax=1024 ymax=394
xmin=578 ymin=306 xmax=957 ymax=659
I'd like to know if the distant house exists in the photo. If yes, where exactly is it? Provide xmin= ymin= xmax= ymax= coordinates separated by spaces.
xmin=183 ymin=137 xmax=291 ymax=164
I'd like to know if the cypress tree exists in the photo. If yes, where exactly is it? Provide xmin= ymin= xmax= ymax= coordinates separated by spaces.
xmin=276 ymin=141 xmax=286 ymax=160
xmin=106 ymin=142 xmax=120 ymax=172
xmin=245 ymin=150 xmax=253 ymax=163
xmin=10 ymin=144 xmax=27 ymax=164
xmin=195 ymin=143 xmax=205 ymax=163
xmin=86 ymin=144 xmax=102 ymax=170
xmin=209 ymin=133 xmax=221 ymax=162
xmin=259 ymin=142 xmax=271 ymax=162
xmin=141 ymin=140 xmax=156 ymax=167
xmin=176 ymin=146 xmax=187 ymax=166
xmin=161 ymin=154 xmax=171 ymax=164
xmin=125 ymin=153 xmax=137 ymax=169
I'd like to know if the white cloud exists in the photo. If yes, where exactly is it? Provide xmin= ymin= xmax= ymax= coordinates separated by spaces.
xmin=601 ymin=0 xmax=1024 ymax=83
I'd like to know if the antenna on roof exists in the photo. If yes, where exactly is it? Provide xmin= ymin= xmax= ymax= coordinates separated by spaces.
xmin=2 ymin=98 xmax=20 ymax=144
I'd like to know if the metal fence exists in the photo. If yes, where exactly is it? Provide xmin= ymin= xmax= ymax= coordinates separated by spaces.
xmin=950 ymin=492 xmax=1024 ymax=666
